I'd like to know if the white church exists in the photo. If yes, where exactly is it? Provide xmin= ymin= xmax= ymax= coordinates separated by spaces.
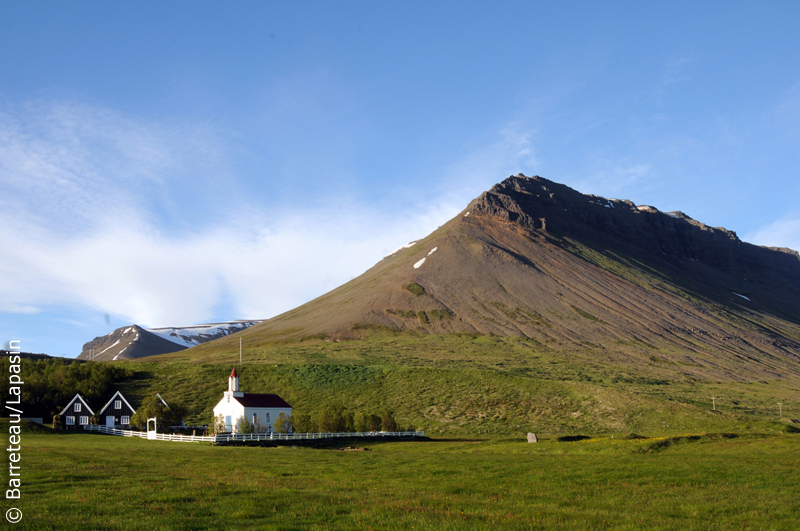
xmin=212 ymin=367 xmax=293 ymax=434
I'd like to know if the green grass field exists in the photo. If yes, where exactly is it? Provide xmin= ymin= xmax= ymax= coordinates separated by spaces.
xmin=97 ymin=329 xmax=798 ymax=439
xmin=14 ymin=425 xmax=800 ymax=530
xmin=15 ymin=327 xmax=800 ymax=529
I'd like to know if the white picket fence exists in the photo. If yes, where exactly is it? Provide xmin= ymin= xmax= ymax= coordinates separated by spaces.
xmin=83 ymin=424 xmax=424 ymax=443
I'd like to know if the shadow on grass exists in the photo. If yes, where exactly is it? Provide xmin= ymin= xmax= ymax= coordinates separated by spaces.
xmin=638 ymin=432 xmax=739 ymax=453
xmin=556 ymin=435 xmax=592 ymax=442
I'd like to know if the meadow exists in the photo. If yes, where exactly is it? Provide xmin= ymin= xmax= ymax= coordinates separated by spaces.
xmin=16 ymin=423 xmax=800 ymax=530
xmin=100 ymin=329 xmax=800 ymax=438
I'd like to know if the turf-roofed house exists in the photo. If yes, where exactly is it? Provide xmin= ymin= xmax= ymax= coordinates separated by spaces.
xmin=212 ymin=368 xmax=292 ymax=434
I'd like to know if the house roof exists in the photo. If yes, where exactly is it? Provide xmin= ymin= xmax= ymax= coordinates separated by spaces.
xmin=156 ymin=393 xmax=169 ymax=408
xmin=98 ymin=390 xmax=136 ymax=416
xmin=59 ymin=393 xmax=95 ymax=416
xmin=233 ymin=393 xmax=291 ymax=409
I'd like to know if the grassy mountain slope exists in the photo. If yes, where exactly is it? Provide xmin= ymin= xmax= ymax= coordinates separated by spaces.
xmin=115 ymin=175 xmax=800 ymax=435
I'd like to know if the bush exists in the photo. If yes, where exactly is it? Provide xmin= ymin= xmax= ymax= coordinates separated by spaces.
xmin=273 ymin=412 xmax=292 ymax=434
xmin=402 ymin=283 xmax=425 ymax=296
xmin=292 ymin=412 xmax=315 ymax=433
xmin=382 ymin=410 xmax=398 ymax=432
xmin=317 ymin=403 xmax=354 ymax=433
xmin=130 ymin=394 xmax=186 ymax=432
xmin=209 ymin=414 xmax=226 ymax=435
xmin=354 ymin=412 xmax=369 ymax=432
xmin=236 ymin=416 xmax=256 ymax=434
xmin=368 ymin=414 xmax=382 ymax=432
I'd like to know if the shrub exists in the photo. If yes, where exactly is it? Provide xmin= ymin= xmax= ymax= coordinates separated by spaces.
xmin=292 ymin=412 xmax=315 ymax=433
xmin=130 ymin=394 xmax=187 ymax=432
xmin=209 ymin=414 xmax=226 ymax=435
xmin=273 ymin=412 xmax=292 ymax=434
xmin=368 ymin=414 xmax=382 ymax=432
xmin=354 ymin=412 xmax=369 ymax=432
xmin=236 ymin=416 xmax=256 ymax=434
xmin=382 ymin=410 xmax=398 ymax=432
xmin=402 ymin=283 xmax=425 ymax=296
xmin=317 ymin=403 xmax=354 ymax=433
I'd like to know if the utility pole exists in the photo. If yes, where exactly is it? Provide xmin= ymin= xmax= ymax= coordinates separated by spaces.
xmin=711 ymin=397 xmax=716 ymax=411
xmin=239 ymin=337 xmax=242 ymax=366
xmin=778 ymin=403 xmax=782 ymax=418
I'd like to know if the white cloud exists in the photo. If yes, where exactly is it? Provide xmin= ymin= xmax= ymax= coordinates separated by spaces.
xmin=0 ymin=99 xmax=558 ymax=329
xmin=0 ymin=99 xmax=465 ymax=327
xmin=438 ymin=124 xmax=539 ymax=201
xmin=745 ymin=217 xmax=800 ymax=252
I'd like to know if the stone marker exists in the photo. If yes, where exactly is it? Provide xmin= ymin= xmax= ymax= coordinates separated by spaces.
xmin=527 ymin=432 xmax=538 ymax=443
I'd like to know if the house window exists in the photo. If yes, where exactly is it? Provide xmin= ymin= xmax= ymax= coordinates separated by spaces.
xmin=79 ymin=416 xmax=89 ymax=425
xmin=121 ymin=416 xmax=130 ymax=424
xmin=115 ymin=400 xmax=122 ymax=409
xmin=66 ymin=416 xmax=75 ymax=425
xmin=75 ymin=403 xmax=82 ymax=412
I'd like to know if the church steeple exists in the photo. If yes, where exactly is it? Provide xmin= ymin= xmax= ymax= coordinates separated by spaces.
xmin=229 ymin=367 xmax=239 ymax=392
xmin=228 ymin=367 xmax=243 ymax=397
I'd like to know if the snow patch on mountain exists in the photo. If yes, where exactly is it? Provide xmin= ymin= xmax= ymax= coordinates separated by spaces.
xmin=147 ymin=320 xmax=263 ymax=348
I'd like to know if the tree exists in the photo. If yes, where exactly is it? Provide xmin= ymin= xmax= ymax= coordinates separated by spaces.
xmin=317 ymin=403 xmax=354 ymax=433
xmin=382 ymin=410 xmax=398 ymax=432
xmin=52 ymin=415 xmax=63 ymax=430
xmin=273 ymin=412 xmax=292 ymax=434
xmin=209 ymin=414 xmax=226 ymax=435
xmin=130 ymin=394 xmax=186 ymax=432
xmin=354 ymin=411 xmax=369 ymax=432
xmin=236 ymin=415 xmax=256 ymax=434
xmin=368 ymin=414 xmax=382 ymax=432
xmin=292 ymin=412 xmax=314 ymax=433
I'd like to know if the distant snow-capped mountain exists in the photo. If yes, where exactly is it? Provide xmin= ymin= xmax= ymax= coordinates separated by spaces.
xmin=147 ymin=321 xmax=262 ymax=348
xmin=78 ymin=320 xmax=262 ymax=361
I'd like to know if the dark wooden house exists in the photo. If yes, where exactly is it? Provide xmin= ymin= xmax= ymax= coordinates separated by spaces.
xmin=59 ymin=394 xmax=94 ymax=429
xmin=98 ymin=390 xmax=136 ymax=428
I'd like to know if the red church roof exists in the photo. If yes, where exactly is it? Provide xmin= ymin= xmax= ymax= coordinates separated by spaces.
xmin=233 ymin=393 xmax=292 ymax=408
xmin=230 ymin=367 xmax=238 ymax=378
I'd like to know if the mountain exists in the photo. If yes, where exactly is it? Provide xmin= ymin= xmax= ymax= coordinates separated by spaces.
xmin=77 ymin=321 xmax=261 ymax=361
xmin=191 ymin=174 xmax=800 ymax=381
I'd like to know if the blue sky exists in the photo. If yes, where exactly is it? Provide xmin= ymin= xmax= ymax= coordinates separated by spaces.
xmin=2 ymin=2 xmax=799 ymax=357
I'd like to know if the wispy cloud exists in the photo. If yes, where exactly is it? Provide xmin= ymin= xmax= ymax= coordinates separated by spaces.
xmin=746 ymin=217 xmax=800 ymax=253
xmin=0 ymin=99 xmax=494 ymax=327
xmin=439 ymin=124 xmax=539 ymax=199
